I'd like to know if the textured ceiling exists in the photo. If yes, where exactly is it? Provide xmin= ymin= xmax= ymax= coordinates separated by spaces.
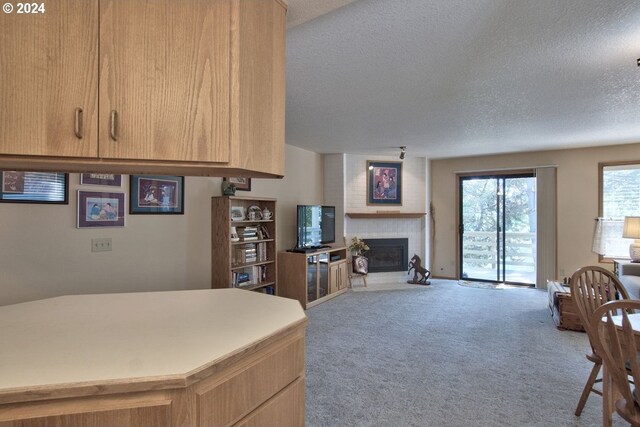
xmin=285 ymin=0 xmax=640 ymax=159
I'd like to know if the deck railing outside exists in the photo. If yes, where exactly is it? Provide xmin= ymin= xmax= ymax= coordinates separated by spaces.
xmin=462 ymin=231 xmax=536 ymax=283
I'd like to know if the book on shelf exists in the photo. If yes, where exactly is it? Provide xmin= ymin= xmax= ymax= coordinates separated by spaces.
xmin=232 ymin=265 xmax=269 ymax=287
xmin=259 ymin=224 xmax=270 ymax=239
xmin=233 ymin=244 xmax=258 ymax=265
xmin=257 ymin=242 xmax=267 ymax=262
xmin=232 ymin=272 xmax=251 ymax=287
xmin=236 ymin=226 xmax=258 ymax=241
xmin=253 ymin=285 xmax=275 ymax=295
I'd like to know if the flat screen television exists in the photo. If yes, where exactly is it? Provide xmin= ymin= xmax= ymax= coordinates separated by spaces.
xmin=296 ymin=205 xmax=336 ymax=248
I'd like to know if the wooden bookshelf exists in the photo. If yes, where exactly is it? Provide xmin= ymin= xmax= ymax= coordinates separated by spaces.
xmin=212 ymin=196 xmax=277 ymax=295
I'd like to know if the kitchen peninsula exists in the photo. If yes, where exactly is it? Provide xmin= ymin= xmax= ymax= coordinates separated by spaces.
xmin=0 ymin=289 xmax=306 ymax=426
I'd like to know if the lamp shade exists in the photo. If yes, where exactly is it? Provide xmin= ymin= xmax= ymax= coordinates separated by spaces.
xmin=623 ymin=217 xmax=640 ymax=239
xmin=623 ymin=216 xmax=640 ymax=262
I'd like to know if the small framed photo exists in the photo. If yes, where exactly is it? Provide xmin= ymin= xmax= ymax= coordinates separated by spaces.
xmin=80 ymin=173 xmax=122 ymax=187
xmin=231 ymin=206 xmax=245 ymax=221
xmin=130 ymin=175 xmax=184 ymax=215
xmin=77 ymin=191 xmax=125 ymax=228
xmin=224 ymin=177 xmax=251 ymax=191
xmin=1 ymin=171 xmax=68 ymax=204
xmin=367 ymin=161 xmax=403 ymax=206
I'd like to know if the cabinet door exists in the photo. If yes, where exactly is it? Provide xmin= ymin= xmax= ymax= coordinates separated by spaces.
xmin=307 ymin=256 xmax=318 ymax=303
xmin=338 ymin=261 xmax=348 ymax=290
xmin=328 ymin=264 xmax=337 ymax=294
xmin=99 ymin=0 xmax=230 ymax=162
xmin=0 ymin=0 xmax=98 ymax=157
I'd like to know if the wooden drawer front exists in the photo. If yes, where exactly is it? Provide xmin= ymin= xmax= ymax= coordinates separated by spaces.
xmin=234 ymin=377 xmax=304 ymax=427
xmin=0 ymin=395 xmax=172 ymax=427
xmin=197 ymin=336 xmax=304 ymax=427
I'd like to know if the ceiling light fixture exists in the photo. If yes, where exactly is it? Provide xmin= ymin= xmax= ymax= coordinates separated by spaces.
xmin=399 ymin=146 xmax=406 ymax=160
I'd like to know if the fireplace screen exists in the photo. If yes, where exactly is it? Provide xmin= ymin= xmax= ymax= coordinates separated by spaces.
xmin=364 ymin=238 xmax=409 ymax=273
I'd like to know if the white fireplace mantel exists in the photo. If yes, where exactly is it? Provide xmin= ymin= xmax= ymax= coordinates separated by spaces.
xmin=346 ymin=212 xmax=426 ymax=219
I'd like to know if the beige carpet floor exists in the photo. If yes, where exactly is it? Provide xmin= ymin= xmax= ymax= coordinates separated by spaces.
xmin=351 ymin=272 xmax=429 ymax=292
xmin=305 ymin=279 xmax=624 ymax=426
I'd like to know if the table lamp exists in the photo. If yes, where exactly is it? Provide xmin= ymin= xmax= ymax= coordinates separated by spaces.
xmin=623 ymin=216 xmax=640 ymax=262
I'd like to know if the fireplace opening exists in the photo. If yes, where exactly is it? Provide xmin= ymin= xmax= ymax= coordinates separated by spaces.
xmin=363 ymin=238 xmax=409 ymax=273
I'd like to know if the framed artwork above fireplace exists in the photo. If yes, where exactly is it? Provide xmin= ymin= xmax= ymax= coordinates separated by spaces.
xmin=367 ymin=161 xmax=402 ymax=205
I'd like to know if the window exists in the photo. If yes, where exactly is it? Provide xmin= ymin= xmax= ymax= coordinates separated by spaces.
xmin=596 ymin=163 xmax=640 ymax=259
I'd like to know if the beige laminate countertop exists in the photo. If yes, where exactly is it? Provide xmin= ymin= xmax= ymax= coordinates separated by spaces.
xmin=0 ymin=289 xmax=306 ymax=399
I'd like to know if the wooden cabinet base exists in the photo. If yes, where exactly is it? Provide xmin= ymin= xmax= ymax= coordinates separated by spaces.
xmin=306 ymin=288 xmax=348 ymax=309
xmin=278 ymin=247 xmax=349 ymax=309
xmin=0 ymin=325 xmax=305 ymax=427
xmin=552 ymin=292 xmax=584 ymax=332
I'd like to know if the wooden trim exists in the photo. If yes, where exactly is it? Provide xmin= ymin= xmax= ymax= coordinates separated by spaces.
xmin=456 ymin=169 xmax=535 ymax=178
xmin=0 ymin=155 xmax=285 ymax=178
xmin=305 ymin=288 xmax=348 ymax=309
xmin=345 ymin=213 xmax=425 ymax=219
xmin=224 ymin=196 xmax=277 ymax=202
xmin=597 ymin=160 xmax=640 ymax=263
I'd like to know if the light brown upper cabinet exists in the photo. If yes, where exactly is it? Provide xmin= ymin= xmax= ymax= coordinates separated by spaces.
xmin=0 ymin=0 xmax=286 ymax=177
xmin=0 ymin=0 xmax=99 ymax=157
xmin=230 ymin=0 xmax=286 ymax=176
xmin=99 ymin=0 xmax=230 ymax=163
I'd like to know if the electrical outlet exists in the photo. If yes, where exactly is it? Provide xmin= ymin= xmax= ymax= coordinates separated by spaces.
xmin=91 ymin=238 xmax=112 ymax=252
xmin=559 ymin=268 xmax=565 ymax=276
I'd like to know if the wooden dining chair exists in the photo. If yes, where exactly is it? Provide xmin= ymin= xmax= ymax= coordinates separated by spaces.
xmin=592 ymin=300 xmax=640 ymax=426
xmin=570 ymin=266 xmax=631 ymax=417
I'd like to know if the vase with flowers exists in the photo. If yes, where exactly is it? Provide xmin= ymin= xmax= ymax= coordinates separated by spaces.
xmin=349 ymin=236 xmax=369 ymax=275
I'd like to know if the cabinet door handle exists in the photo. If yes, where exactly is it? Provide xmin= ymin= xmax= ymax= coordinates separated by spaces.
xmin=74 ymin=108 xmax=83 ymax=139
xmin=109 ymin=110 xmax=118 ymax=141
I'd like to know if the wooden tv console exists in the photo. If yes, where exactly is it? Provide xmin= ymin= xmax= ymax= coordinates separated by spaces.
xmin=278 ymin=246 xmax=349 ymax=309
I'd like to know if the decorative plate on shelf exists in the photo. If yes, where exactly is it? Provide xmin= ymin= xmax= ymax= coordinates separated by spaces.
xmin=247 ymin=205 xmax=263 ymax=220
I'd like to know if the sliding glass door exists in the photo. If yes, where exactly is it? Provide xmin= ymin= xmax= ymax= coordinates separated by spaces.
xmin=459 ymin=174 xmax=536 ymax=285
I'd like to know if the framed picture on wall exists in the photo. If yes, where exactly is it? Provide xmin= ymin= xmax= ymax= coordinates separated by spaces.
xmin=80 ymin=173 xmax=122 ymax=187
xmin=129 ymin=175 xmax=184 ymax=214
xmin=224 ymin=177 xmax=251 ymax=191
xmin=367 ymin=161 xmax=402 ymax=205
xmin=77 ymin=191 xmax=125 ymax=228
xmin=0 ymin=171 xmax=68 ymax=204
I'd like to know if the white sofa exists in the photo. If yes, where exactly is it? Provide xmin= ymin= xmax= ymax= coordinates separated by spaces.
xmin=619 ymin=262 xmax=640 ymax=299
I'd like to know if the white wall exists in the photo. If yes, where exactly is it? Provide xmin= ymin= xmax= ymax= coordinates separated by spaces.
xmin=0 ymin=145 xmax=323 ymax=306
xmin=324 ymin=154 xmax=346 ymax=241
xmin=251 ymin=145 xmax=325 ymax=249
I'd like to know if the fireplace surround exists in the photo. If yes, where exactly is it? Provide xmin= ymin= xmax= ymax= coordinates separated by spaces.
xmin=364 ymin=238 xmax=409 ymax=273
